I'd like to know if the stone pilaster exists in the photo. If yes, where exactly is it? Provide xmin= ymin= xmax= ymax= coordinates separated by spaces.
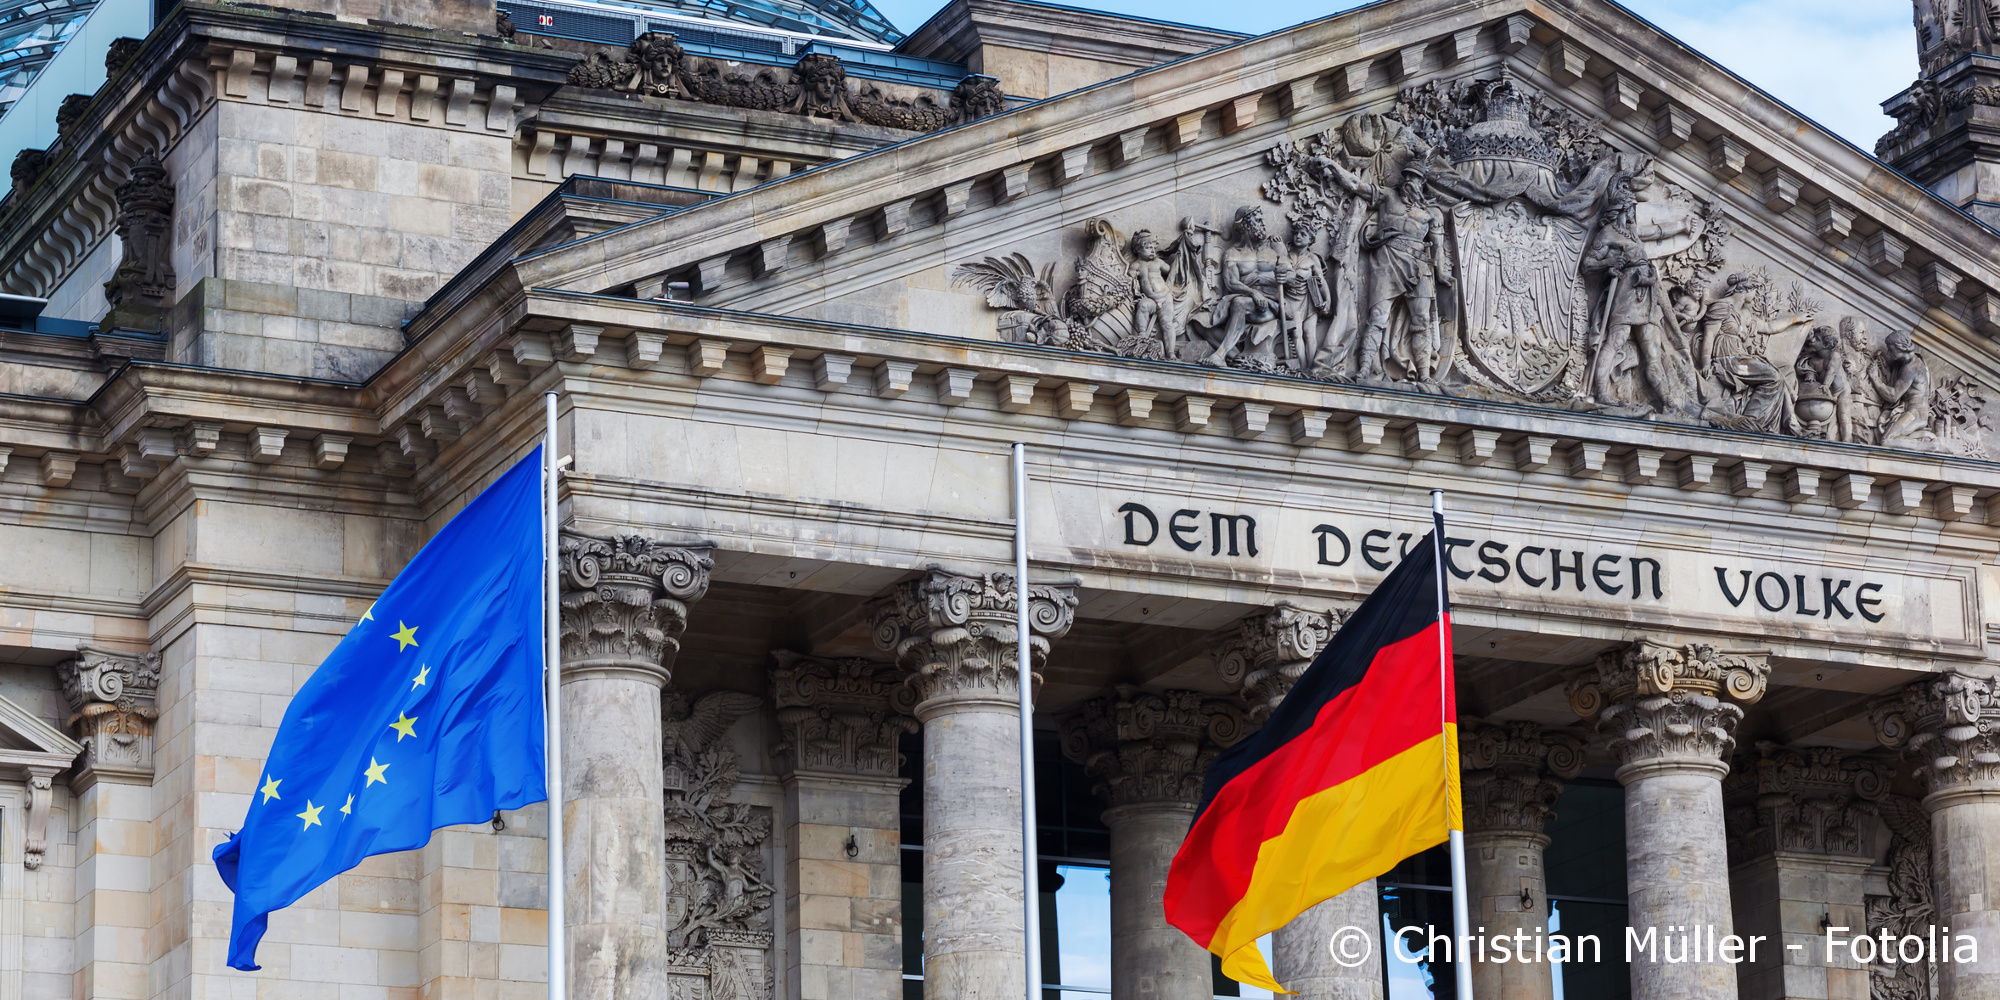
xmin=556 ymin=528 xmax=713 ymax=1000
xmin=1459 ymin=721 xmax=1584 ymax=1000
xmin=1870 ymin=669 xmax=2000 ymax=1000
xmin=870 ymin=568 xmax=1076 ymax=1000
xmin=1568 ymin=639 xmax=1769 ymax=1000
xmin=58 ymin=645 xmax=157 ymax=1000
xmin=1723 ymin=745 xmax=1889 ymax=1000
xmin=769 ymin=651 xmax=917 ymax=1000
xmin=1060 ymin=688 xmax=1248 ymax=1000
xmin=1213 ymin=603 xmax=1378 ymax=1000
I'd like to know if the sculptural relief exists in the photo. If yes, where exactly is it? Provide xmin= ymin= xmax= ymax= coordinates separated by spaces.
xmin=949 ymin=70 xmax=1994 ymax=459
xmin=565 ymin=33 xmax=1002 ymax=134
xmin=662 ymin=689 xmax=774 ymax=1000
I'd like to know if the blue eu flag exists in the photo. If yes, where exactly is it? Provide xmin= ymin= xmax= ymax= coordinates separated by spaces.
xmin=214 ymin=446 xmax=548 ymax=970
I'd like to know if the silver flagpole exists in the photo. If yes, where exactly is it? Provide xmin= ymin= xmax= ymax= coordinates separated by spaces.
xmin=545 ymin=392 xmax=567 ymax=1000
xmin=1431 ymin=489 xmax=1474 ymax=1000
xmin=1013 ymin=442 xmax=1040 ymax=1000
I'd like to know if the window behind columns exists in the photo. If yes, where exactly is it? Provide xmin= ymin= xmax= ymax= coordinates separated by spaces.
xmin=898 ymin=730 xmax=1116 ymax=1000
xmin=1372 ymin=779 xmax=1631 ymax=1000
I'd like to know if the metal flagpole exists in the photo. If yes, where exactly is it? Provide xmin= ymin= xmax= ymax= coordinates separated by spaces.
xmin=1013 ymin=442 xmax=1041 ymax=1000
xmin=1430 ymin=489 xmax=1474 ymax=1000
xmin=545 ymin=392 xmax=567 ymax=1000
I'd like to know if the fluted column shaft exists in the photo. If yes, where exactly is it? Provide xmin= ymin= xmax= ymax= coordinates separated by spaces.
xmin=1873 ymin=670 xmax=2000 ymax=1000
xmin=873 ymin=570 xmax=1076 ymax=1000
xmin=1063 ymin=689 xmax=1246 ymax=1000
xmin=557 ymin=530 xmax=712 ymax=1000
xmin=1571 ymin=639 xmax=1769 ymax=1000
xmin=1460 ymin=721 xmax=1583 ymax=1000
xmin=1216 ymin=603 xmax=1379 ymax=1000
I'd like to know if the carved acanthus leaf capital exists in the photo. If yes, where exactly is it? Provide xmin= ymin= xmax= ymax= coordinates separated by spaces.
xmin=1870 ymin=669 xmax=2000 ymax=793
xmin=1570 ymin=640 xmax=1770 ymax=774
xmin=558 ymin=528 xmax=712 ymax=683
xmin=1460 ymin=720 xmax=1586 ymax=836
xmin=57 ymin=644 xmax=160 ymax=778
xmin=769 ymin=651 xmax=916 ymax=778
xmin=1059 ymin=687 xmax=1248 ymax=810
xmin=1213 ymin=602 xmax=1350 ymax=723
xmin=868 ymin=568 xmax=1076 ymax=716
xmin=1723 ymin=743 xmax=1890 ymax=860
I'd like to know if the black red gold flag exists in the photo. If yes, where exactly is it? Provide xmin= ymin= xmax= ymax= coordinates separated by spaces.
xmin=1163 ymin=528 xmax=1460 ymax=992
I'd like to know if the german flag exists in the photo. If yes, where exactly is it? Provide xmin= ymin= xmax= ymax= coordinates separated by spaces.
xmin=1164 ymin=527 xmax=1459 ymax=993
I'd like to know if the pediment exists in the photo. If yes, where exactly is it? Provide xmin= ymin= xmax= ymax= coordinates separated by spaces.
xmin=0 ymin=693 xmax=82 ymax=763
xmin=473 ymin=0 xmax=2000 ymax=461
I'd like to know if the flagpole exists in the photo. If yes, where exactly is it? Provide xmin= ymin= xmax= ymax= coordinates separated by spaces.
xmin=1430 ymin=489 xmax=1474 ymax=1000
xmin=545 ymin=392 xmax=567 ymax=1000
xmin=1013 ymin=442 xmax=1041 ymax=1000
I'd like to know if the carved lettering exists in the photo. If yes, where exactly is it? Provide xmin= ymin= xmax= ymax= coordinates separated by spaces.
xmin=1313 ymin=524 xmax=1351 ymax=566
xmin=1119 ymin=502 xmax=1160 ymax=545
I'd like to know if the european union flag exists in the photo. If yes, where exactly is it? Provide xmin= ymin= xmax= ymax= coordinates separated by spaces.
xmin=214 ymin=446 xmax=548 ymax=970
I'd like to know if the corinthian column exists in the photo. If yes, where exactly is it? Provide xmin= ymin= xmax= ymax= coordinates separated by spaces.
xmin=1568 ymin=639 xmax=1769 ymax=1000
xmin=1459 ymin=721 xmax=1583 ymax=1000
xmin=1061 ymin=688 xmax=1247 ymax=1000
xmin=1871 ymin=670 xmax=2000 ymax=1000
xmin=557 ymin=529 xmax=712 ymax=1000
xmin=1214 ymin=603 xmax=1380 ymax=1000
xmin=870 ymin=569 xmax=1075 ymax=1000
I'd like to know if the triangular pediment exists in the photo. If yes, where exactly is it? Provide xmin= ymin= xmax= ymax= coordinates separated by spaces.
xmin=0 ymin=693 xmax=82 ymax=761
xmin=440 ymin=0 xmax=2000 ymax=461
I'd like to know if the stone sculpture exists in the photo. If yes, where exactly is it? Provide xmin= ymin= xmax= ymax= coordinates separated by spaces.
xmin=103 ymin=152 xmax=175 ymax=331
xmin=663 ymin=688 xmax=774 ymax=1000
xmin=948 ymin=68 xmax=1995 ymax=459
xmin=564 ymin=33 xmax=1004 ymax=134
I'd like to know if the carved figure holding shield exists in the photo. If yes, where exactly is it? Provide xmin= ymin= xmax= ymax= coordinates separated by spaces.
xmin=1200 ymin=207 xmax=1290 ymax=369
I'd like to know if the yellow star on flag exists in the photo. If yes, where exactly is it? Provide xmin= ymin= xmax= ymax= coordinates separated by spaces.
xmin=296 ymin=800 xmax=323 ymax=830
xmin=260 ymin=776 xmax=282 ymax=803
xmin=389 ymin=712 xmax=418 ymax=741
xmin=365 ymin=758 xmax=390 ymax=786
xmin=340 ymin=795 xmax=353 ymax=816
xmin=391 ymin=621 xmax=419 ymax=651
xmin=411 ymin=664 xmax=429 ymax=690
xmin=360 ymin=605 xmax=374 ymax=624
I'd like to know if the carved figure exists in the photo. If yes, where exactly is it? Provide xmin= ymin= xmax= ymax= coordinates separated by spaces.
xmin=105 ymin=36 xmax=142 ymax=75
xmin=1350 ymin=170 xmax=1451 ymax=382
xmin=1200 ymin=206 xmax=1290 ymax=370
xmin=1693 ymin=271 xmax=1817 ymax=434
xmin=103 ymin=152 xmax=176 ymax=330
xmin=1838 ymin=315 xmax=1879 ymax=443
xmin=1127 ymin=229 xmax=1180 ymax=356
xmin=1792 ymin=325 xmax=1841 ymax=438
xmin=789 ymin=54 xmax=854 ymax=121
xmin=950 ymin=253 xmax=1062 ymax=344
xmin=55 ymin=93 xmax=91 ymax=137
xmin=494 ymin=10 xmax=515 ymax=39
xmin=1583 ymin=170 xmax=1698 ymax=415
xmin=951 ymin=75 xmax=1006 ymax=122
xmin=1874 ymin=328 xmax=1938 ymax=448
xmin=624 ymin=32 xmax=690 ymax=98
xmin=10 ymin=147 xmax=45 ymax=191
xmin=1280 ymin=222 xmax=1331 ymax=367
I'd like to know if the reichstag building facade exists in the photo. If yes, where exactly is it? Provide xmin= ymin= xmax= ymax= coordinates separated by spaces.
xmin=1 ymin=0 xmax=1997 ymax=998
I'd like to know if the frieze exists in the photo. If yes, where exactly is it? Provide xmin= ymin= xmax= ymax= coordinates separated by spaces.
xmin=950 ymin=71 xmax=1996 ymax=460
xmin=564 ymin=32 xmax=1003 ymax=135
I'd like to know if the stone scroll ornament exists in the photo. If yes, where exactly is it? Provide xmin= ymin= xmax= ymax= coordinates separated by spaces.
xmin=564 ymin=32 xmax=1004 ymax=134
xmin=951 ymin=71 xmax=1996 ymax=459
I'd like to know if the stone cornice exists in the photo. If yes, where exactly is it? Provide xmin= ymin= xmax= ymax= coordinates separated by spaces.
xmin=900 ymin=0 xmax=1246 ymax=74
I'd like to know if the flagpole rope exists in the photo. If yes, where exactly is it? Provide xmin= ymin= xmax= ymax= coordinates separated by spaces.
xmin=545 ymin=392 xmax=567 ymax=1000
xmin=1014 ymin=442 xmax=1042 ymax=1000
xmin=1431 ymin=489 xmax=1475 ymax=1000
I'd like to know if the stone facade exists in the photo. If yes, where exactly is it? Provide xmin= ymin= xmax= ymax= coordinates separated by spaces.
xmin=2 ymin=3 xmax=2000 ymax=1000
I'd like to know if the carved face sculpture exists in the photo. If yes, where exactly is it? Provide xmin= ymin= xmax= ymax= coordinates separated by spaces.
xmin=1287 ymin=224 xmax=1315 ymax=251
xmin=1841 ymin=315 xmax=1871 ymax=353
xmin=1231 ymin=207 xmax=1268 ymax=245
xmin=1885 ymin=329 xmax=1917 ymax=364
xmin=1129 ymin=229 xmax=1160 ymax=260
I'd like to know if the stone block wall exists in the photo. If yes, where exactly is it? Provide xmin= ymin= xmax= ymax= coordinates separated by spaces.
xmin=165 ymin=277 xmax=411 ymax=383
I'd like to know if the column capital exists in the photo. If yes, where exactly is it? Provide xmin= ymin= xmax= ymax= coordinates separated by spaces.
xmin=557 ymin=528 xmax=713 ymax=686
xmin=868 ymin=567 xmax=1075 ymax=718
xmin=1460 ymin=720 xmax=1585 ymax=838
xmin=1723 ymin=743 xmax=1890 ymax=861
xmin=57 ymin=643 xmax=160 ymax=785
xmin=1870 ymin=669 xmax=2000 ymax=796
xmin=1213 ymin=602 xmax=1349 ymax=723
xmin=769 ymin=651 xmax=917 ymax=779
xmin=1569 ymin=639 xmax=1769 ymax=779
xmin=1059 ymin=687 xmax=1248 ymax=810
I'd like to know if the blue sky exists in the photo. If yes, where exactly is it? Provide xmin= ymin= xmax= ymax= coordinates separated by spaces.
xmin=872 ymin=0 xmax=1916 ymax=150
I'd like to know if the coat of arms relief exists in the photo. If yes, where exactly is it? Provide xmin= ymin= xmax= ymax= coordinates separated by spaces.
xmin=951 ymin=72 xmax=1995 ymax=459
